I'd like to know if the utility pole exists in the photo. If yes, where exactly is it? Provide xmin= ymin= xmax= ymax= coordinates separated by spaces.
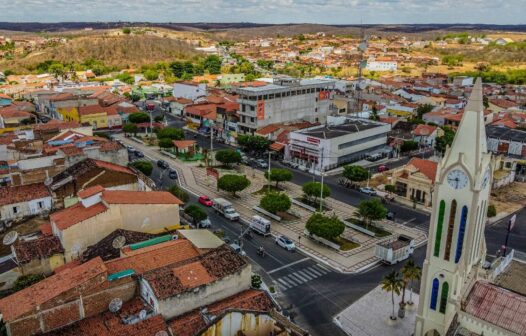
xmin=319 ymin=131 xmax=326 ymax=212
xmin=267 ymin=150 xmax=271 ymax=193
xmin=209 ymin=120 xmax=214 ymax=167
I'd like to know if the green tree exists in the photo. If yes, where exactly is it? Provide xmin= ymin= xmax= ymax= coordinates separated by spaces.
xmin=251 ymin=274 xmax=262 ymax=289
xmin=48 ymin=63 xmax=65 ymax=79
xmin=116 ymin=72 xmax=134 ymax=84
xmin=245 ymin=73 xmax=257 ymax=81
xmin=305 ymin=213 xmax=345 ymax=241
xmin=122 ymin=123 xmax=138 ymax=135
xmin=130 ymin=160 xmax=153 ymax=176
xmin=217 ymin=174 xmax=251 ymax=196
xmin=384 ymin=184 xmax=396 ymax=193
xmin=12 ymin=274 xmax=45 ymax=292
xmin=170 ymin=61 xmax=185 ymax=77
xmin=184 ymin=204 xmax=208 ymax=226
xmin=237 ymin=135 xmax=270 ymax=155
xmin=128 ymin=112 xmax=150 ymax=123
xmin=215 ymin=149 xmax=241 ymax=167
xmin=168 ymin=185 xmax=189 ymax=203
xmin=354 ymin=198 xmax=388 ymax=230
xmin=122 ymin=27 xmax=131 ymax=34
xmin=204 ymin=55 xmax=222 ymax=74
xmin=370 ymin=105 xmax=379 ymax=121
xmin=260 ymin=192 xmax=291 ymax=214
xmin=415 ymin=104 xmax=434 ymax=119
xmin=435 ymin=127 xmax=456 ymax=154
xmin=158 ymin=138 xmax=174 ymax=148
xmin=156 ymin=127 xmax=184 ymax=140
xmin=401 ymin=259 xmax=421 ymax=306
xmin=144 ymin=69 xmax=159 ymax=81
xmin=264 ymin=168 xmax=293 ymax=188
xmin=154 ymin=115 xmax=164 ymax=123
xmin=487 ymin=204 xmax=497 ymax=217
xmin=401 ymin=140 xmax=419 ymax=152
xmin=342 ymin=165 xmax=369 ymax=183
xmin=302 ymin=182 xmax=331 ymax=203
xmin=381 ymin=270 xmax=404 ymax=320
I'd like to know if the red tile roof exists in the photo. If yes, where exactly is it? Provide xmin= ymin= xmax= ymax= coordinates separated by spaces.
xmin=490 ymin=99 xmax=518 ymax=109
xmin=0 ymin=183 xmax=50 ymax=206
xmin=14 ymin=235 xmax=64 ymax=264
xmin=93 ymin=160 xmax=133 ymax=174
xmin=78 ymin=104 xmax=106 ymax=116
xmin=413 ymin=124 xmax=437 ymax=136
xmin=78 ymin=185 xmax=104 ymax=199
xmin=270 ymin=142 xmax=285 ymax=151
xmin=168 ymin=290 xmax=274 ymax=336
xmin=0 ymin=93 xmax=12 ymax=100
xmin=105 ymin=239 xmax=200 ymax=275
xmin=172 ymin=140 xmax=196 ymax=149
xmin=256 ymin=124 xmax=281 ymax=136
xmin=0 ymin=257 xmax=107 ymax=322
xmin=102 ymin=190 xmax=183 ymax=205
xmin=51 ymin=202 xmax=108 ymax=230
xmin=407 ymin=158 xmax=438 ymax=181
xmin=463 ymin=281 xmax=526 ymax=336
xmin=40 ymin=223 xmax=52 ymax=235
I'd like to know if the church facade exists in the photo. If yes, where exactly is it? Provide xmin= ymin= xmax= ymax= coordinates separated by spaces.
xmin=415 ymin=78 xmax=526 ymax=336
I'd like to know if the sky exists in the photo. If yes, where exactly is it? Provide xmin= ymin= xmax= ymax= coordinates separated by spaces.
xmin=0 ymin=0 xmax=524 ymax=24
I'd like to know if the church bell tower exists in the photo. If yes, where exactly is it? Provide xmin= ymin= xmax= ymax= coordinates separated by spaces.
xmin=414 ymin=78 xmax=492 ymax=336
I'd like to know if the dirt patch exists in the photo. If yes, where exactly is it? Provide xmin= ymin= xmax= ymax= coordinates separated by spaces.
xmin=490 ymin=182 xmax=526 ymax=215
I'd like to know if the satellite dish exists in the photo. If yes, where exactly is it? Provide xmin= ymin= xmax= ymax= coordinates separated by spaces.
xmin=3 ymin=231 xmax=18 ymax=245
xmin=44 ymin=177 xmax=53 ymax=186
xmin=109 ymin=298 xmax=123 ymax=313
xmin=155 ymin=332 xmax=169 ymax=336
xmin=112 ymin=236 xmax=126 ymax=249
xmin=139 ymin=309 xmax=147 ymax=319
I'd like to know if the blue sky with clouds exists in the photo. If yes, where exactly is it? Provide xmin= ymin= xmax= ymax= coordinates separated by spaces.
xmin=0 ymin=0 xmax=524 ymax=24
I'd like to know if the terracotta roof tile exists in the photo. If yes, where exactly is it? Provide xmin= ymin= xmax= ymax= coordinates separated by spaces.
xmin=79 ymin=104 xmax=106 ymax=116
xmin=172 ymin=140 xmax=196 ymax=149
xmin=463 ymin=281 xmax=526 ymax=336
xmin=78 ymin=185 xmax=104 ymax=199
xmin=407 ymin=158 xmax=438 ymax=181
xmin=102 ymin=190 xmax=183 ymax=205
xmin=14 ymin=235 xmax=64 ymax=264
xmin=51 ymin=202 xmax=108 ymax=230
xmin=173 ymin=261 xmax=214 ymax=289
xmin=0 ymin=183 xmax=50 ymax=206
xmin=256 ymin=124 xmax=281 ymax=136
xmin=0 ymin=257 xmax=107 ymax=322
xmin=168 ymin=290 xmax=274 ymax=336
xmin=93 ymin=159 xmax=133 ymax=174
xmin=40 ymin=223 xmax=52 ymax=235
xmin=413 ymin=124 xmax=437 ymax=136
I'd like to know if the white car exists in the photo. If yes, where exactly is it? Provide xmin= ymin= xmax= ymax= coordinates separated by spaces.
xmin=359 ymin=187 xmax=377 ymax=195
xmin=276 ymin=235 xmax=295 ymax=251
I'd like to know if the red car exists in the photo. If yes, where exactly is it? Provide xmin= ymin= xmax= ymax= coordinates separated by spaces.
xmin=198 ymin=196 xmax=213 ymax=207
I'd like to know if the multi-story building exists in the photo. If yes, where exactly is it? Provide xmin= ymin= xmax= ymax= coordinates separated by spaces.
xmin=234 ymin=77 xmax=335 ymax=134
xmin=285 ymin=118 xmax=391 ymax=172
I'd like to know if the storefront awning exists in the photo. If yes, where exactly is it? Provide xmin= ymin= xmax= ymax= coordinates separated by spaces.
xmin=270 ymin=142 xmax=285 ymax=151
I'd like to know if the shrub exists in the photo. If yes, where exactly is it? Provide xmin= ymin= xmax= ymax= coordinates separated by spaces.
xmin=487 ymin=205 xmax=497 ymax=217
xmin=128 ymin=112 xmax=150 ymax=123
xmin=168 ymin=185 xmax=189 ymax=203
xmin=12 ymin=274 xmax=45 ymax=292
xmin=302 ymin=182 xmax=331 ymax=202
xmin=130 ymin=160 xmax=153 ymax=176
xmin=264 ymin=168 xmax=293 ymax=188
xmin=260 ymin=192 xmax=291 ymax=214
xmin=215 ymin=149 xmax=241 ymax=167
xmin=305 ymin=213 xmax=345 ymax=241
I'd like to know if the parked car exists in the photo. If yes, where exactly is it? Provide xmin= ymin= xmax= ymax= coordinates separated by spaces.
xmin=135 ymin=151 xmax=144 ymax=158
xmin=377 ymin=165 xmax=389 ymax=173
xmin=254 ymin=159 xmax=268 ymax=168
xmin=215 ymin=137 xmax=225 ymax=144
xmin=157 ymin=160 xmax=169 ymax=169
xmin=127 ymin=146 xmax=135 ymax=153
xmin=229 ymin=243 xmax=246 ymax=256
xmin=275 ymin=235 xmax=295 ymax=251
xmin=367 ymin=153 xmax=383 ymax=162
xmin=198 ymin=196 xmax=213 ymax=207
xmin=359 ymin=187 xmax=377 ymax=195
xmin=168 ymin=169 xmax=178 ymax=179
xmin=386 ymin=211 xmax=395 ymax=220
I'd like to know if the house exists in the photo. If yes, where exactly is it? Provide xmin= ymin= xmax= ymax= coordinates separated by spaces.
xmin=173 ymin=82 xmax=207 ymax=101
xmin=495 ymin=37 xmax=514 ymax=45
xmin=165 ymin=96 xmax=192 ymax=116
xmin=389 ymin=157 xmax=438 ymax=207
xmin=488 ymin=98 xmax=520 ymax=113
xmin=12 ymin=235 xmax=65 ymax=275
xmin=50 ymin=158 xmax=146 ymax=208
xmin=78 ymin=104 xmax=108 ymax=129
xmin=0 ymin=183 xmax=52 ymax=222
xmin=0 ymin=93 xmax=12 ymax=107
xmin=412 ymin=124 xmax=443 ymax=147
xmin=49 ymin=186 xmax=183 ymax=261
xmin=172 ymin=140 xmax=197 ymax=156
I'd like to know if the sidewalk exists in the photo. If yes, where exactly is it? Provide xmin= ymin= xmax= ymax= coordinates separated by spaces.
xmin=118 ymin=135 xmax=427 ymax=274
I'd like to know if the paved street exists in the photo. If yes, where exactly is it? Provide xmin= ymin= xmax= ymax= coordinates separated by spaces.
xmin=126 ymin=137 xmax=526 ymax=336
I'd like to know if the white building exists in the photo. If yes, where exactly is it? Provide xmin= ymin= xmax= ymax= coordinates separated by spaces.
xmin=415 ymin=79 xmax=526 ymax=336
xmin=172 ymin=82 xmax=207 ymax=101
xmin=0 ymin=183 xmax=52 ymax=222
xmin=285 ymin=118 xmax=391 ymax=172
xmin=366 ymin=60 xmax=398 ymax=72
xmin=234 ymin=77 xmax=335 ymax=134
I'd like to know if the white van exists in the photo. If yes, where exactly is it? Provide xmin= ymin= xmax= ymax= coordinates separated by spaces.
xmin=249 ymin=215 xmax=271 ymax=236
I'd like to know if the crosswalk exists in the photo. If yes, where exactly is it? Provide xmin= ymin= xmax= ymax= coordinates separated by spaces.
xmin=275 ymin=264 xmax=330 ymax=291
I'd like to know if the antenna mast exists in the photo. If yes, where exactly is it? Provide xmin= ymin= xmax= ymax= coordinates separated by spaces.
xmin=354 ymin=24 xmax=368 ymax=117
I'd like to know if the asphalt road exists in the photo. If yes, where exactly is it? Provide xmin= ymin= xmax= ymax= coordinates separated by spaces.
xmin=126 ymin=132 xmax=526 ymax=336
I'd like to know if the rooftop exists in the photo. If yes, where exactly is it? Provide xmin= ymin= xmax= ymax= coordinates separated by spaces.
xmin=297 ymin=119 xmax=386 ymax=139
xmin=0 ymin=257 xmax=107 ymax=322
xmin=14 ymin=235 xmax=64 ymax=264
xmin=407 ymin=157 xmax=438 ymax=181
xmin=463 ymin=281 xmax=526 ymax=336
xmin=0 ymin=183 xmax=50 ymax=206
xmin=101 ymin=190 xmax=183 ymax=205
xmin=494 ymin=260 xmax=526 ymax=296
xmin=178 ymin=229 xmax=225 ymax=250
xmin=51 ymin=201 xmax=108 ymax=230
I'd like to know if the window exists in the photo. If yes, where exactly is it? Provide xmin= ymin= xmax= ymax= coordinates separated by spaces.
xmin=444 ymin=200 xmax=457 ymax=261
xmin=12 ymin=206 xmax=18 ymax=214
xmin=250 ymin=105 xmax=255 ymax=112
xmin=430 ymin=278 xmax=439 ymax=310
xmin=434 ymin=201 xmax=445 ymax=257
xmin=37 ymin=201 xmax=44 ymax=209
xmin=455 ymin=206 xmax=468 ymax=263
xmin=439 ymin=282 xmax=449 ymax=313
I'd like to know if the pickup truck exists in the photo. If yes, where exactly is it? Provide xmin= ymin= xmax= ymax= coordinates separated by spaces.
xmin=212 ymin=198 xmax=240 ymax=221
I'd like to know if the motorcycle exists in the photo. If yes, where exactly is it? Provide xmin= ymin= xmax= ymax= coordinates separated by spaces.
xmin=257 ymin=248 xmax=266 ymax=258
xmin=243 ymin=231 xmax=253 ymax=240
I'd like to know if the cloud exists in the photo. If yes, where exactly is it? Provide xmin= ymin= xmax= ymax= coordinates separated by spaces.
xmin=0 ymin=0 xmax=523 ymax=24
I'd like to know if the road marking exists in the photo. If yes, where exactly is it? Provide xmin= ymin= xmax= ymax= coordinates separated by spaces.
xmin=315 ymin=264 xmax=331 ymax=272
xmin=290 ymin=272 xmax=309 ymax=283
xmin=296 ymin=270 xmax=314 ymax=281
xmin=267 ymin=257 xmax=310 ymax=274
xmin=400 ymin=218 xmax=416 ymax=226
xmin=302 ymin=268 xmax=319 ymax=278
xmin=282 ymin=275 xmax=301 ymax=286
xmin=277 ymin=278 xmax=291 ymax=290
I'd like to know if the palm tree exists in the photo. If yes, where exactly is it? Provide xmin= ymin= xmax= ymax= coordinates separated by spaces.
xmin=381 ymin=270 xmax=404 ymax=320
xmin=402 ymin=259 xmax=422 ymax=305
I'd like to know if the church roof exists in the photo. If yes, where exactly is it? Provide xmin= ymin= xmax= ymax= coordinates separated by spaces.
xmin=463 ymin=281 xmax=526 ymax=335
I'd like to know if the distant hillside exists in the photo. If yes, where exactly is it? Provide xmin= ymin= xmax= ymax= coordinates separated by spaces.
xmin=1 ymin=34 xmax=201 ymax=73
